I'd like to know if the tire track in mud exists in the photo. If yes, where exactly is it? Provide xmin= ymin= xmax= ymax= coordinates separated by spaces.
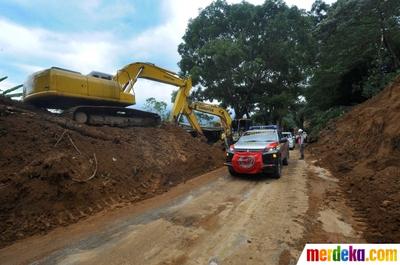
xmin=43 ymin=153 xmax=309 ymax=265
xmin=1 ymin=151 xmax=366 ymax=265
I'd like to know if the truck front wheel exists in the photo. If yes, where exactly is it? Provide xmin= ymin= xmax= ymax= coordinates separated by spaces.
xmin=273 ymin=161 xmax=282 ymax=179
xmin=228 ymin=166 xmax=239 ymax=177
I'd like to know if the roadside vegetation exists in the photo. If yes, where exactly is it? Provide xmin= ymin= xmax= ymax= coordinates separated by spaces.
xmin=177 ymin=0 xmax=400 ymax=138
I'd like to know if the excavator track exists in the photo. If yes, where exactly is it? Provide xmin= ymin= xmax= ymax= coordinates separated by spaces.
xmin=65 ymin=106 xmax=161 ymax=127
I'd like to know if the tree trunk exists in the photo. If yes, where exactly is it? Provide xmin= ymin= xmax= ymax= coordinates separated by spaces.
xmin=234 ymin=106 xmax=244 ymax=119
xmin=378 ymin=2 xmax=400 ymax=68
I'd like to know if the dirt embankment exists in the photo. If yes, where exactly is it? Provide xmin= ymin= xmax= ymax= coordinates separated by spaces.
xmin=0 ymin=97 xmax=224 ymax=248
xmin=310 ymin=78 xmax=400 ymax=242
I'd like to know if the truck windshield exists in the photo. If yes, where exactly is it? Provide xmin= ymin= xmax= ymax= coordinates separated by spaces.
xmin=238 ymin=132 xmax=278 ymax=143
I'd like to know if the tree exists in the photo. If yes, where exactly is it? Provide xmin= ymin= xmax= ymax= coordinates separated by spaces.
xmin=179 ymin=0 xmax=257 ymax=118
xmin=195 ymin=112 xmax=215 ymax=126
xmin=311 ymin=0 xmax=329 ymax=24
xmin=301 ymin=0 xmax=400 ymax=138
xmin=306 ymin=0 xmax=400 ymax=110
xmin=178 ymin=0 xmax=314 ymax=123
xmin=179 ymin=0 xmax=400 ymax=135
xmin=143 ymin=97 xmax=168 ymax=120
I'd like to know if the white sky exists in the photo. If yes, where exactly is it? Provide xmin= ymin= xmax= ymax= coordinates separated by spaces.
xmin=0 ymin=0 xmax=335 ymax=107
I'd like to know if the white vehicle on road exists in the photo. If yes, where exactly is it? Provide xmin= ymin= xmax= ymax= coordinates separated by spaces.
xmin=282 ymin=132 xmax=295 ymax=150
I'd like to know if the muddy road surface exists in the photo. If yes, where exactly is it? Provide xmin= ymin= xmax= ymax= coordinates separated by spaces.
xmin=0 ymin=151 xmax=366 ymax=265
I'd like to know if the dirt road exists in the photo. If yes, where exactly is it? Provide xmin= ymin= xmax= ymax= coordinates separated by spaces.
xmin=0 ymin=151 xmax=366 ymax=265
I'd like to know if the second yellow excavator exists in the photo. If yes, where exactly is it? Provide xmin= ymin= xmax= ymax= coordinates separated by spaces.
xmin=186 ymin=101 xmax=233 ymax=146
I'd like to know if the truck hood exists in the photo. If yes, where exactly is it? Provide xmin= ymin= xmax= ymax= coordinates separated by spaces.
xmin=234 ymin=141 xmax=270 ymax=151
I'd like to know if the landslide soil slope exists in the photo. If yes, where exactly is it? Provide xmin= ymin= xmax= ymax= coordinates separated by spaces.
xmin=0 ymin=97 xmax=224 ymax=248
xmin=311 ymin=78 xmax=400 ymax=242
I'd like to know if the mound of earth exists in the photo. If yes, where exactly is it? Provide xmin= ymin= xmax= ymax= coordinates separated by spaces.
xmin=0 ymin=97 xmax=224 ymax=248
xmin=310 ymin=77 xmax=400 ymax=242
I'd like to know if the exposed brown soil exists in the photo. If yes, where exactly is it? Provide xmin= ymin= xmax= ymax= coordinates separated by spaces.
xmin=310 ymin=77 xmax=400 ymax=242
xmin=0 ymin=97 xmax=224 ymax=248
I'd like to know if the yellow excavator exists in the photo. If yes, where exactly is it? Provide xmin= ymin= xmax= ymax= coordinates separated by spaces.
xmin=187 ymin=101 xmax=233 ymax=146
xmin=23 ymin=62 xmax=232 ymax=143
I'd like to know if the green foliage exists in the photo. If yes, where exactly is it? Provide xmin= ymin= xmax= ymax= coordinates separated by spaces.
xmin=170 ymin=90 xmax=178 ymax=103
xmin=179 ymin=0 xmax=314 ymax=121
xmin=362 ymin=68 xmax=400 ymax=98
xmin=178 ymin=0 xmax=400 ymax=137
xmin=143 ymin=97 xmax=168 ymax=120
xmin=306 ymin=106 xmax=347 ymax=141
xmin=195 ymin=112 xmax=215 ymax=126
xmin=281 ymin=113 xmax=297 ymax=131
xmin=302 ymin=0 xmax=400 ymax=136
xmin=307 ymin=0 xmax=400 ymax=110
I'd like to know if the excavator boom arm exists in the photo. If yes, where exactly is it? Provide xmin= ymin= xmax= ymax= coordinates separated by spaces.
xmin=189 ymin=102 xmax=233 ymax=139
xmin=114 ymin=62 xmax=232 ymax=142
xmin=113 ymin=62 xmax=203 ymax=135
xmin=114 ymin=62 xmax=187 ymax=93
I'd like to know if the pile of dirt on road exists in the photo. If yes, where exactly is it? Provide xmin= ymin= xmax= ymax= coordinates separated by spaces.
xmin=310 ymin=77 xmax=400 ymax=242
xmin=0 ymin=97 xmax=224 ymax=247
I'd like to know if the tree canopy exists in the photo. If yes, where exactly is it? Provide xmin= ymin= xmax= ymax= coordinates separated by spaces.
xmin=179 ymin=0 xmax=314 ymax=122
xmin=178 ymin=0 xmax=400 ymax=133
xmin=143 ymin=97 xmax=168 ymax=120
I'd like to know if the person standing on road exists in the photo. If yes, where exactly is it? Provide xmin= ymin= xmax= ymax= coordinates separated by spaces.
xmin=297 ymin=129 xmax=306 ymax=160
